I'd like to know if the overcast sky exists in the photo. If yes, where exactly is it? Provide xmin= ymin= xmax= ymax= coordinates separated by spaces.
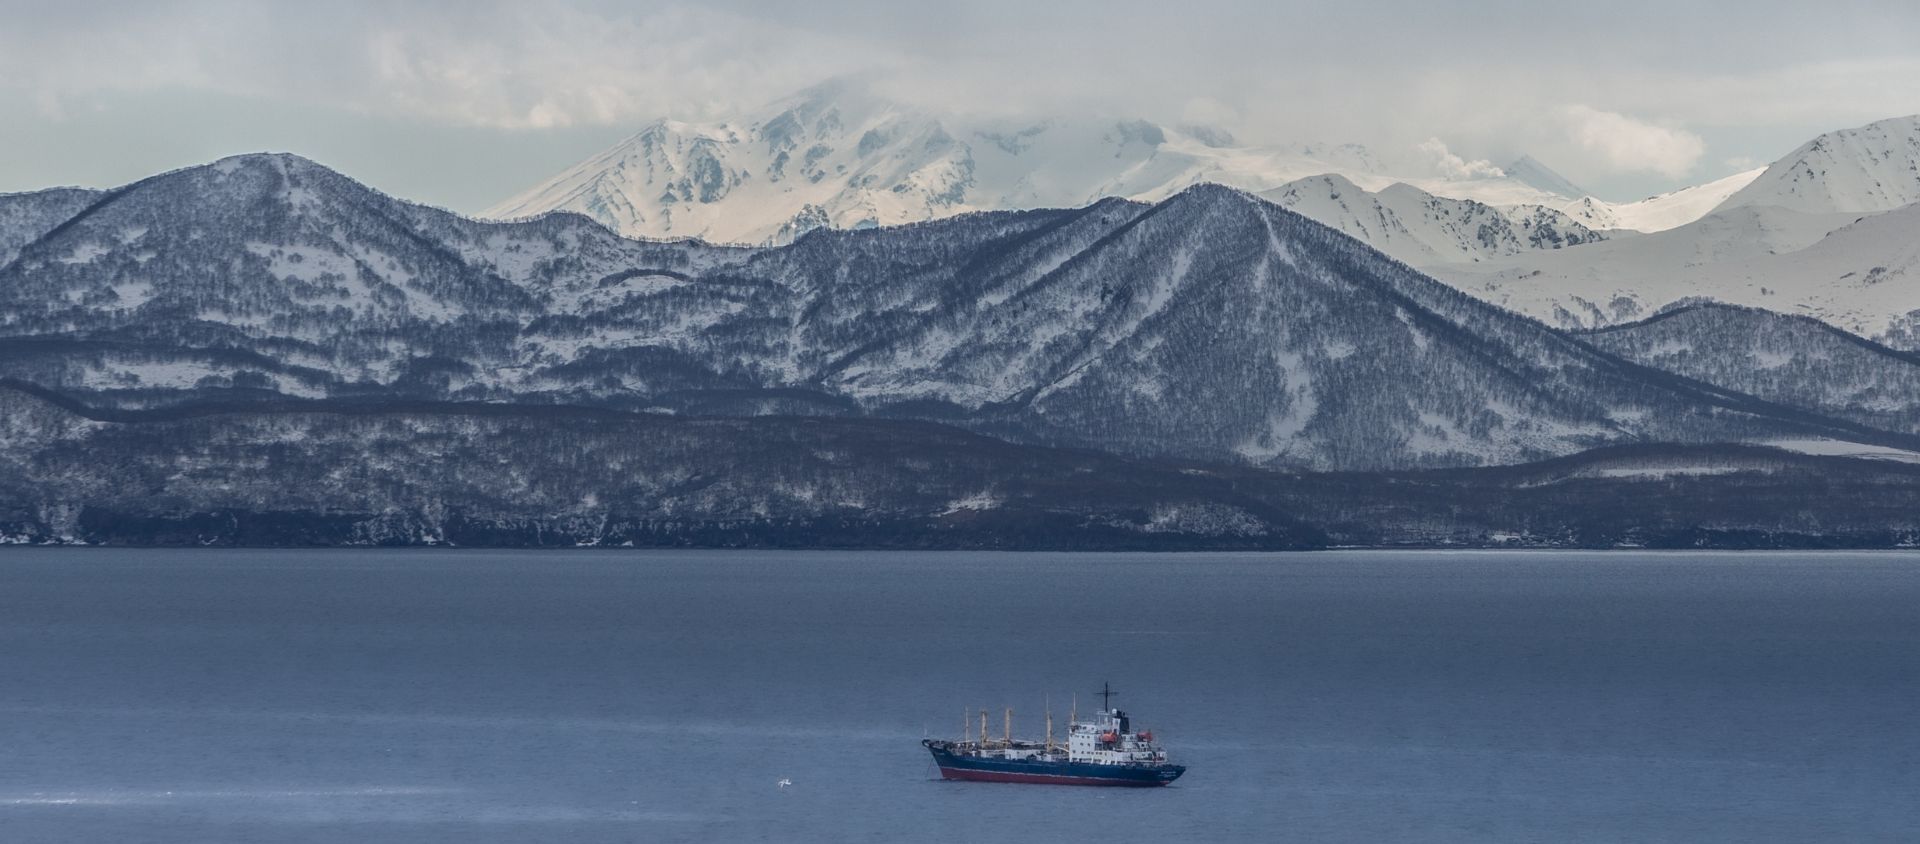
xmin=3 ymin=0 xmax=1917 ymax=209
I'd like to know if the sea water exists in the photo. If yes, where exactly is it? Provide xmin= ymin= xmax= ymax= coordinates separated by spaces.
xmin=1 ymin=549 xmax=1915 ymax=842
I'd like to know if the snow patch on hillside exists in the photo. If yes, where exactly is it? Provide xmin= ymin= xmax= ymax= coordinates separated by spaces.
xmin=1767 ymin=439 xmax=1920 ymax=464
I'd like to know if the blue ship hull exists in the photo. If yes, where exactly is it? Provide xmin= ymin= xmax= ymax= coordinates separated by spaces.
xmin=923 ymin=740 xmax=1185 ymax=787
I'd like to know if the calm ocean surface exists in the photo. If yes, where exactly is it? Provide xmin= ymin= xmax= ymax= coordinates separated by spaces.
xmin=0 ymin=549 xmax=1915 ymax=842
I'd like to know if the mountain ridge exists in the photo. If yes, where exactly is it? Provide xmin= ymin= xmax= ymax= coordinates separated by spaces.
xmin=1256 ymin=173 xmax=1605 ymax=266
xmin=3 ymin=154 xmax=1904 ymax=471
xmin=10 ymin=153 xmax=1920 ymax=546
xmin=1547 ymin=167 xmax=1765 ymax=232
xmin=4 ymin=154 xmax=1917 ymax=474
xmin=1580 ymin=302 xmax=1920 ymax=434
xmin=1716 ymin=114 xmax=1920 ymax=215
xmin=1426 ymin=200 xmax=1920 ymax=340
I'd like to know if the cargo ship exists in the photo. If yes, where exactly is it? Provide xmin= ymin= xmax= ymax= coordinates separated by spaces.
xmin=922 ymin=683 xmax=1185 ymax=787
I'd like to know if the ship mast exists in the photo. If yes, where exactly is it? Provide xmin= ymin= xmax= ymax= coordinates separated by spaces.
xmin=1003 ymin=708 xmax=1012 ymax=745
xmin=1045 ymin=695 xmax=1054 ymax=749
xmin=1099 ymin=681 xmax=1117 ymax=713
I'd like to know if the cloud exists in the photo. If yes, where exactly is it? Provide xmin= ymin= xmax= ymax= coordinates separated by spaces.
xmin=1180 ymin=97 xmax=1241 ymax=129
xmin=1416 ymin=138 xmax=1505 ymax=181
xmin=350 ymin=5 xmax=894 ymax=129
xmin=1556 ymin=105 xmax=1705 ymax=179
xmin=7 ymin=1 xmax=1914 ymax=137
xmin=1613 ymin=58 xmax=1920 ymax=128
xmin=2 ymin=0 xmax=1918 ymax=202
xmin=0 ymin=1 xmax=891 ymax=129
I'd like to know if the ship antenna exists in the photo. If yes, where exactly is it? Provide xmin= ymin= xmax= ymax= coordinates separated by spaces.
xmin=1099 ymin=681 xmax=1117 ymax=713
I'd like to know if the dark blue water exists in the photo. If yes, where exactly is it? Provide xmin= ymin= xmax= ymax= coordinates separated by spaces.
xmin=1 ymin=550 xmax=1915 ymax=842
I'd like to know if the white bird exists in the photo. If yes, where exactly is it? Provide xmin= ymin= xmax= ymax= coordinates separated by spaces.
xmin=777 ymin=778 xmax=792 ymax=789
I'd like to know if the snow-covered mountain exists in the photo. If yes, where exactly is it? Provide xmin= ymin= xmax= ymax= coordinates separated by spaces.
xmin=1547 ymin=167 xmax=1765 ymax=233
xmin=1716 ymin=114 xmax=1920 ymax=215
xmin=1427 ymin=202 xmax=1915 ymax=334
xmin=15 ymin=143 xmax=1920 ymax=545
xmin=483 ymin=79 xmax=1612 ymax=246
xmin=1425 ymin=114 xmax=1920 ymax=342
xmin=0 ymin=153 xmax=755 ymax=397
xmin=1 ymin=153 xmax=1894 ymax=472
xmin=1256 ymin=174 xmax=1606 ymax=266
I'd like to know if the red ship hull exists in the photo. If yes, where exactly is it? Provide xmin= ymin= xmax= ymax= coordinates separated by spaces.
xmin=935 ymin=765 xmax=1176 ymax=787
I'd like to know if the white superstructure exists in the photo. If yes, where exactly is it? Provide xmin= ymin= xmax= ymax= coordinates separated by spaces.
xmin=1067 ymin=708 xmax=1169 ymax=766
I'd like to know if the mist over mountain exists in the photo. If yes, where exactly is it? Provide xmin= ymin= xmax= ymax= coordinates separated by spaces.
xmin=482 ymin=80 xmax=1622 ymax=246
xmin=475 ymin=82 xmax=1920 ymax=295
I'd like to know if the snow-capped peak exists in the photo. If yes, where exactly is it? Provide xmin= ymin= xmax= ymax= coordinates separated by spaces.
xmin=1257 ymin=174 xmax=1604 ymax=266
xmin=1714 ymin=114 xmax=1920 ymax=215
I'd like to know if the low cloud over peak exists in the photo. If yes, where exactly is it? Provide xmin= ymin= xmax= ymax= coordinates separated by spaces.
xmin=1557 ymin=105 xmax=1707 ymax=180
